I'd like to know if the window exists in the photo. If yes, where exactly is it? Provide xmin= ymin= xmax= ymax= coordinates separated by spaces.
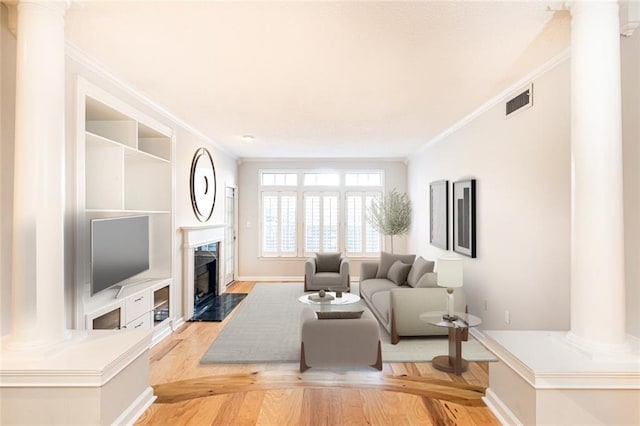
xmin=304 ymin=193 xmax=339 ymax=254
xmin=259 ymin=169 xmax=384 ymax=258
xmin=345 ymin=192 xmax=381 ymax=256
xmin=261 ymin=172 xmax=297 ymax=186
xmin=303 ymin=172 xmax=339 ymax=186
xmin=261 ymin=192 xmax=297 ymax=256
xmin=345 ymin=172 xmax=383 ymax=187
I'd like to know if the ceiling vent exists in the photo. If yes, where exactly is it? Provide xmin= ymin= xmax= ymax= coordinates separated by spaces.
xmin=506 ymin=84 xmax=533 ymax=117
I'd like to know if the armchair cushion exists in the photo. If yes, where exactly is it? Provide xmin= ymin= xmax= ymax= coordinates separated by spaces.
xmin=315 ymin=252 xmax=342 ymax=272
xmin=387 ymin=260 xmax=412 ymax=285
xmin=407 ymin=257 xmax=435 ymax=287
xmin=376 ymin=252 xmax=416 ymax=278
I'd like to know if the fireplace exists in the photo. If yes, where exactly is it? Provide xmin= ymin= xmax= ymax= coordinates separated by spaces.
xmin=193 ymin=242 xmax=219 ymax=320
xmin=181 ymin=225 xmax=225 ymax=321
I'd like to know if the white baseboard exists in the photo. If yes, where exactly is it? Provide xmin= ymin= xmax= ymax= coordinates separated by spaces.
xmin=237 ymin=276 xmax=303 ymax=282
xmin=172 ymin=317 xmax=186 ymax=331
xmin=113 ymin=386 xmax=156 ymax=426
xmin=483 ymin=388 xmax=522 ymax=426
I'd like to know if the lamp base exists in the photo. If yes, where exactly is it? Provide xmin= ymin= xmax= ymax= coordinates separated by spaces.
xmin=442 ymin=314 xmax=458 ymax=322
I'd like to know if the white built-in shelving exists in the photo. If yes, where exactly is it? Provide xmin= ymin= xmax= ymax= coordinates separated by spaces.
xmin=75 ymin=78 xmax=175 ymax=345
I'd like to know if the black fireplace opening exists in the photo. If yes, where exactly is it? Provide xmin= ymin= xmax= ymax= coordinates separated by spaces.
xmin=191 ymin=242 xmax=246 ymax=322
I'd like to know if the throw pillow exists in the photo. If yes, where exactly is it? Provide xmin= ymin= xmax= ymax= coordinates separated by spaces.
xmin=316 ymin=310 xmax=364 ymax=319
xmin=406 ymin=256 xmax=436 ymax=287
xmin=315 ymin=252 xmax=341 ymax=272
xmin=375 ymin=251 xmax=416 ymax=278
xmin=387 ymin=260 xmax=412 ymax=286
xmin=415 ymin=272 xmax=438 ymax=288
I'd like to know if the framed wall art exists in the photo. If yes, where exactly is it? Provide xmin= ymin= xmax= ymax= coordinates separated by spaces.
xmin=429 ymin=180 xmax=448 ymax=250
xmin=453 ymin=179 xmax=476 ymax=258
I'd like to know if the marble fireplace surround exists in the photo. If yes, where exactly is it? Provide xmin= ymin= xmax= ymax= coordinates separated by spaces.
xmin=181 ymin=225 xmax=225 ymax=321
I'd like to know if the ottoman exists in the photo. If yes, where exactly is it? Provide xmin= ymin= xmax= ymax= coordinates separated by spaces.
xmin=300 ymin=307 xmax=382 ymax=372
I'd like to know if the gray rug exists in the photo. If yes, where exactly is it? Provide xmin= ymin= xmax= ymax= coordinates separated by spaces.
xmin=201 ymin=283 xmax=496 ymax=364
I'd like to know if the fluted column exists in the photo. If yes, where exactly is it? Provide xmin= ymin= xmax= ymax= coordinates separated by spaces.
xmin=7 ymin=0 xmax=69 ymax=350
xmin=568 ymin=0 xmax=628 ymax=352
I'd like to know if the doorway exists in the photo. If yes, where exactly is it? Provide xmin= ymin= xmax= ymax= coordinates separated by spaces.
xmin=224 ymin=186 xmax=236 ymax=286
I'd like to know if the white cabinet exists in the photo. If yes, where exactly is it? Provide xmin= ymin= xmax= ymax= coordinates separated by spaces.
xmin=75 ymin=78 xmax=175 ymax=345
xmin=125 ymin=289 xmax=152 ymax=325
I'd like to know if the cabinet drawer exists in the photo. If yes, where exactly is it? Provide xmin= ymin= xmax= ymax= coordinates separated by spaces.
xmin=125 ymin=289 xmax=152 ymax=323
xmin=124 ymin=312 xmax=152 ymax=330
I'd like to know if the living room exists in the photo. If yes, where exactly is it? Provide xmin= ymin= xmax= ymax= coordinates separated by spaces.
xmin=1 ymin=1 xmax=639 ymax=425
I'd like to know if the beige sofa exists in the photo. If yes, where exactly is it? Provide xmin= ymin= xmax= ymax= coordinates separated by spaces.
xmin=359 ymin=253 xmax=467 ymax=344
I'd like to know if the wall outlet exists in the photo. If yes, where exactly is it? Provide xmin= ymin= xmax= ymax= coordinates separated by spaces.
xmin=484 ymin=300 xmax=488 ymax=311
xmin=504 ymin=310 xmax=511 ymax=324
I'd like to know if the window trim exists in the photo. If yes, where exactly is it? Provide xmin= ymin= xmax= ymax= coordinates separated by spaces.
xmin=258 ymin=169 xmax=385 ymax=258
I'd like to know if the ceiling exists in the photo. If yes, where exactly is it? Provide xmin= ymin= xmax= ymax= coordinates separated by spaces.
xmin=64 ymin=1 xmax=571 ymax=159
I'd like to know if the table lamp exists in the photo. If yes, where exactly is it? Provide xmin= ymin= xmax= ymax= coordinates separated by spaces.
xmin=437 ymin=258 xmax=463 ymax=321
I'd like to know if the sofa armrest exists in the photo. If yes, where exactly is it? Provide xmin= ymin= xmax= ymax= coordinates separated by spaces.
xmin=359 ymin=262 xmax=378 ymax=281
xmin=390 ymin=287 xmax=467 ymax=335
xmin=339 ymin=257 xmax=350 ymax=279
xmin=305 ymin=258 xmax=316 ymax=281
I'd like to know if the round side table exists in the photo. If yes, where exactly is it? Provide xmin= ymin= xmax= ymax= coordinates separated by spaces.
xmin=419 ymin=311 xmax=482 ymax=375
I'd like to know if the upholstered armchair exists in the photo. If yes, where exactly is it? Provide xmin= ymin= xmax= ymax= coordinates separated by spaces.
xmin=304 ymin=252 xmax=350 ymax=292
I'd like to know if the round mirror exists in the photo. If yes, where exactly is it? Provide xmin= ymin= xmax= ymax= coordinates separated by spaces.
xmin=190 ymin=147 xmax=216 ymax=222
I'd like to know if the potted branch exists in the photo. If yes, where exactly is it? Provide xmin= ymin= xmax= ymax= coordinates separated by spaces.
xmin=366 ymin=189 xmax=411 ymax=253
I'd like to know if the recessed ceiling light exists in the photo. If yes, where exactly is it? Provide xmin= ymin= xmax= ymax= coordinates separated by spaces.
xmin=242 ymin=135 xmax=255 ymax=142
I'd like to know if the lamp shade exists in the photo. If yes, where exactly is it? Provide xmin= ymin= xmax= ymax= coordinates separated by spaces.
xmin=437 ymin=258 xmax=463 ymax=288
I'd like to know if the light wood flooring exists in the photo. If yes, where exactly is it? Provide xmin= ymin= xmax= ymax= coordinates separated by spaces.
xmin=136 ymin=281 xmax=499 ymax=425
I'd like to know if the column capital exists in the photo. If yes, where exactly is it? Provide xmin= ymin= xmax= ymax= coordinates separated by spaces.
xmin=2 ymin=0 xmax=69 ymax=35
xmin=2 ymin=1 xmax=17 ymax=35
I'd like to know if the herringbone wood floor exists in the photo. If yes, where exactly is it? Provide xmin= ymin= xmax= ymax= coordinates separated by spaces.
xmin=136 ymin=281 xmax=499 ymax=425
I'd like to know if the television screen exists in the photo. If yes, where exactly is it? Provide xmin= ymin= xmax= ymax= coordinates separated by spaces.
xmin=91 ymin=216 xmax=149 ymax=295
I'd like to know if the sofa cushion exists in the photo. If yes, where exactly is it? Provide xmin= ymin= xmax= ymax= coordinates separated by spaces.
xmin=415 ymin=272 xmax=438 ymax=288
xmin=315 ymin=252 xmax=341 ymax=272
xmin=360 ymin=278 xmax=397 ymax=301
xmin=370 ymin=290 xmax=390 ymax=323
xmin=375 ymin=252 xmax=416 ymax=278
xmin=387 ymin=260 xmax=412 ymax=285
xmin=407 ymin=257 xmax=435 ymax=287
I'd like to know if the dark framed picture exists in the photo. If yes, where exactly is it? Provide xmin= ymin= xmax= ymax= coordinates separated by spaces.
xmin=453 ymin=179 xmax=476 ymax=258
xmin=429 ymin=180 xmax=448 ymax=250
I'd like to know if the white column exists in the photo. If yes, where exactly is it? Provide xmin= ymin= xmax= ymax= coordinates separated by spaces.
xmin=7 ymin=0 xmax=69 ymax=350
xmin=568 ymin=0 xmax=628 ymax=352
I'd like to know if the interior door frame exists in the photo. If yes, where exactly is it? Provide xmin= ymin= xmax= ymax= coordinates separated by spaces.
xmin=224 ymin=184 xmax=238 ymax=286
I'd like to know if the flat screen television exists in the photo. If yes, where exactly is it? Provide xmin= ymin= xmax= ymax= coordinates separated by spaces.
xmin=91 ymin=215 xmax=149 ymax=295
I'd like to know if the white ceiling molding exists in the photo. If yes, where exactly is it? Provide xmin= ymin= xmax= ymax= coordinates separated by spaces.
xmin=65 ymin=43 xmax=237 ymax=160
xmin=411 ymin=47 xmax=571 ymax=159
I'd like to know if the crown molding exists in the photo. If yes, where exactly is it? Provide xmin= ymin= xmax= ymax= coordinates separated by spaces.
xmin=411 ymin=47 xmax=571 ymax=158
xmin=65 ymin=43 xmax=237 ymax=160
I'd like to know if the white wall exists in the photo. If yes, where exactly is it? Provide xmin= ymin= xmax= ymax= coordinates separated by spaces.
xmin=621 ymin=30 xmax=640 ymax=338
xmin=1 ymin=4 xmax=16 ymax=336
xmin=237 ymin=159 xmax=408 ymax=279
xmin=408 ymin=36 xmax=640 ymax=338
xmin=62 ymin=54 xmax=237 ymax=327
xmin=407 ymin=59 xmax=572 ymax=331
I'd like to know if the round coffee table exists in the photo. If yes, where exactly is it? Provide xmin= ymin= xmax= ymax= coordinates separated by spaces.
xmin=419 ymin=311 xmax=482 ymax=375
xmin=298 ymin=291 xmax=361 ymax=305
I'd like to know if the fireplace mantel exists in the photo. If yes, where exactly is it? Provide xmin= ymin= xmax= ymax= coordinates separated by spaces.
xmin=181 ymin=225 xmax=225 ymax=248
xmin=181 ymin=225 xmax=225 ymax=320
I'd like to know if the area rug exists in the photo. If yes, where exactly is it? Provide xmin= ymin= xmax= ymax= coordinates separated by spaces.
xmin=201 ymin=283 xmax=496 ymax=364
